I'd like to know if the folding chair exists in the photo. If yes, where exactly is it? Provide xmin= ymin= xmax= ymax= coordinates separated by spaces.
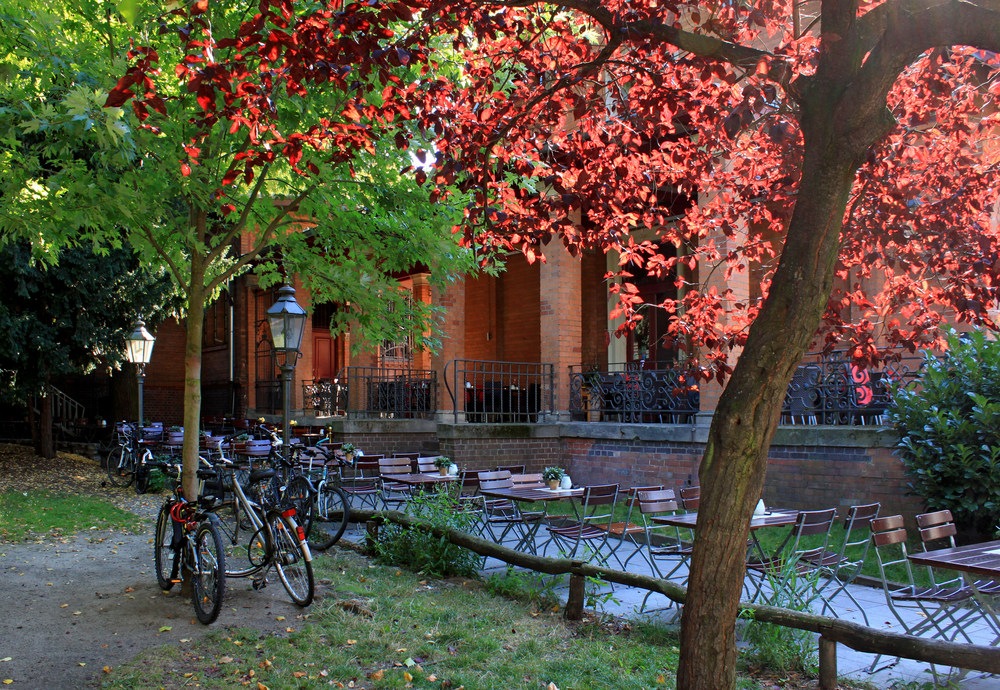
xmin=378 ymin=456 xmax=414 ymax=510
xmin=601 ymin=485 xmax=665 ymax=571
xmin=478 ymin=471 xmax=545 ymax=553
xmin=869 ymin=515 xmax=979 ymax=669
xmin=634 ymin=489 xmax=693 ymax=614
xmin=511 ymin=473 xmax=545 ymax=488
xmin=745 ymin=508 xmax=838 ymax=608
xmin=678 ymin=485 xmax=700 ymax=511
xmin=546 ymin=484 xmax=620 ymax=565
xmin=341 ymin=457 xmax=381 ymax=511
xmin=806 ymin=502 xmax=880 ymax=623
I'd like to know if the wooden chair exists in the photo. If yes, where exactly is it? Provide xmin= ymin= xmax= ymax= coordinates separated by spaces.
xmin=511 ymin=473 xmax=545 ymax=489
xmin=805 ymin=502 xmax=880 ymax=624
xmin=378 ymin=456 xmax=414 ymax=510
xmin=341 ymin=457 xmax=381 ymax=511
xmin=634 ymin=489 xmax=692 ymax=613
xmin=745 ymin=508 xmax=838 ymax=607
xmin=868 ymin=515 xmax=980 ymax=674
xmin=478 ymin=471 xmax=545 ymax=552
xmin=602 ymin=485 xmax=665 ymax=571
xmin=496 ymin=464 xmax=525 ymax=474
xmin=546 ymin=484 xmax=620 ymax=565
xmin=678 ymin=485 xmax=700 ymax=511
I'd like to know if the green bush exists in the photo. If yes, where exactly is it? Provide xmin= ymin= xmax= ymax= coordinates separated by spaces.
xmin=371 ymin=489 xmax=483 ymax=579
xmin=888 ymin=328 xmax=1000 ymax=541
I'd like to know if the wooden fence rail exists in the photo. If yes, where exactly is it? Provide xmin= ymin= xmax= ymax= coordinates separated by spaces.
xmin=352 ymin=508 xmax=1000 ymax=688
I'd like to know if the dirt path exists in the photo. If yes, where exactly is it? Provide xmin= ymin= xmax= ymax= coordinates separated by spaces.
xmin=0 ymin=447 xmax=310 ymax=688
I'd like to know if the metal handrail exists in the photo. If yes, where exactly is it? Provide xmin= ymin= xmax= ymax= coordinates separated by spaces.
xmin=332 ymin=366 xmax=437 ymax=419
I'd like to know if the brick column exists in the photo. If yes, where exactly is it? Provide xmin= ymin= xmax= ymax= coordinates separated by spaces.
xmin=540 ymin=246 xmax=582 ymax=420
xmin=695 ymin=207 xmax=750 ymax=421
xmin=411 ymin=273 xmax=433 ymax=372
xmin=431 ymin=278 xmax=466 ymax=421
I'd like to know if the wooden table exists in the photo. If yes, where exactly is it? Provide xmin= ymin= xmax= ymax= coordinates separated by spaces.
xmin=479 ymin=486 xmax=584 ymax=503
xmin=909 ymin=540 xmax=1000 ymax=644
xmin=654 ymin=509 xmax=800 ymax=562
xmin=908 ymin=540 xmax=1000 ymax=579
xmin=479 ymin=486 xmax=585 ymax=553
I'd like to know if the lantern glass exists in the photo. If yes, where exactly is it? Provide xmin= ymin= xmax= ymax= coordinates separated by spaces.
xmin=267 ymin=286 xmax=308 ymax=356
xmin=125 ymin=320 xmax=156 ymax=365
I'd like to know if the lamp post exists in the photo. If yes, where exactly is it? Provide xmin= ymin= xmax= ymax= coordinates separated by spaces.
xmin=266 ymin=286 xmax=308 ymax=452
xmin=125 ymin=319 xmax=156 ymax=427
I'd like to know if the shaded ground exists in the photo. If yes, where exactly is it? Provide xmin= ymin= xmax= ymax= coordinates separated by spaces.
xmin=0 ymin=445 xmax=312 ymax=689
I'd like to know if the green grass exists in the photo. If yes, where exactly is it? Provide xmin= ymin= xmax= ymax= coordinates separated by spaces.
xmin=103 ymin=549 xmax=684 ymax=689
xmin=0 ymin=490 xmax=140 ymax=542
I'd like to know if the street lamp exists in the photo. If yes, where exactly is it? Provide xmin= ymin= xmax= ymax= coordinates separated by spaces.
xmin=266 ymin=285 xmax=308 ymax=452
xmin=125 ymin=319 xmax=156 ymax=426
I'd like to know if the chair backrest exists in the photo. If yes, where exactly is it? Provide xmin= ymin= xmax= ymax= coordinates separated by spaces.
xmin=459 ymin=469 xmax=486 ymax=491
xmin=496 ymin=464 xmax=526 ymax=474
xmin=789 ymin=508 xmax=837 ymax=562
xmin=511 ymin=473 xmax=544 ymax=488
xmin=916 ymin=509 xmax=961 ymax=586
xmin=578 ymin=484 xmax=619 ymax=524
xmin=870 ymin=514 xmax=916 ymax=588
xmin=637 ymin=489 xmax=680 ymax=515
xmin=393 ymin=452 xmax=420 ymax=461
xmin=479 ymin=473 xmax=514 ymax=491
xmin=625 ymin=485 xmax=666 ymax=510
xmin=378 ymin=456 xmax=412 ymax=476
xmin=416 ymin=458 xmax=437 ymax=473
xmin=916 ymin=509 xmax=959 ymax=546
xmin=834 ymin=502 xmax=880 ymax=567
xmin=679 ymin=485 xmax=700 ymax=511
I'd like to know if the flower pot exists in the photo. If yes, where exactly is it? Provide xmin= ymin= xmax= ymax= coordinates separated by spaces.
xmin=439 ymin=467 xmax=448 ymax=476
xmin=548 ymin=479 xmax=559 ymax=490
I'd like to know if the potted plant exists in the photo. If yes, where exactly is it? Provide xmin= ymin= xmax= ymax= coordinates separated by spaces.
xmin=341 ymin=442 xmax=357 ymax=463
xmin=542 ymin=466 xmax=566 ymax=490
xmin=433 ymin=456 xmax=453 ymax=476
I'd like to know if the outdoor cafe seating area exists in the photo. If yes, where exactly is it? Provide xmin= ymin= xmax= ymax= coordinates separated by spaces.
xmin=319 ymin=453 xmax=1000 ymax=684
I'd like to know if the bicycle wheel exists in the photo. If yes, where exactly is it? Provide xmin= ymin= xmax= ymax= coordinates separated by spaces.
xmin=133 ymin=454 xmax=150 ymax=494
xmin=106 ymin=446 xmax=133 ymax=487
xmin=154 ymin=502 xmax=176 ymax=591
xmin=268 ymin=512 xmax=314 ymax=606
xmin=207 ymin=501 xmax=268 ymax=578
xmin=284 ymin=475 xmax=315 ymax=538
xmin=192 ymin=518 xmax=226 ymax=624
xmin=310 ymin=484 xmax=350 ymax=550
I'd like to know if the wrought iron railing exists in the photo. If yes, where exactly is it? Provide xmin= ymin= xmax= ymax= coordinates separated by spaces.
xmin=781 ymin=350 xmax=923 ymax=426
xmin=330 ymin=366 xmax=437 ymax=419
xmin=568 ymin=363 xmax=700 ymax=424
xmin=301 ymin=378 xmax=345 ymax=417
xmin=444 ymin=360 xmax=554 ymax=423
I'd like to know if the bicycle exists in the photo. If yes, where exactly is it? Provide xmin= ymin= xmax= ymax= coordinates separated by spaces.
xmin=205 ymin=455 xmax=316 ymax=606
xmin=152 ymin=462 xmax=226 ymax=624
xmin=294 ymin=443 xmax=352 ymax=550
xmin=106 ymin=422 xmax=156 ymax=493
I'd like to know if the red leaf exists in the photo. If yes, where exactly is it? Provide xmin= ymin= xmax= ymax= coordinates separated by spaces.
xmin=181 ymin=163 xmax=192 ymax=176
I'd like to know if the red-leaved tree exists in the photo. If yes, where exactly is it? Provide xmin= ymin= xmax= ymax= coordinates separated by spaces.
xmin=404 ymin=0 xmax=1000 ymax=686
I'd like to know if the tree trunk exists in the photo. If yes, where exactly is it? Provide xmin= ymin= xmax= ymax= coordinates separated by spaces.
xmin=676 ymin=93 xmax=884 ymax=686
xmin=181 ymin=275 xmax=207 ymax=501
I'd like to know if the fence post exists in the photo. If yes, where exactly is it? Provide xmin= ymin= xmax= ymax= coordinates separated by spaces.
xmin=565 ymin=562 xmax=585 ymax=620
xmin=818 ymin=635 xmax=837 ymax=689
